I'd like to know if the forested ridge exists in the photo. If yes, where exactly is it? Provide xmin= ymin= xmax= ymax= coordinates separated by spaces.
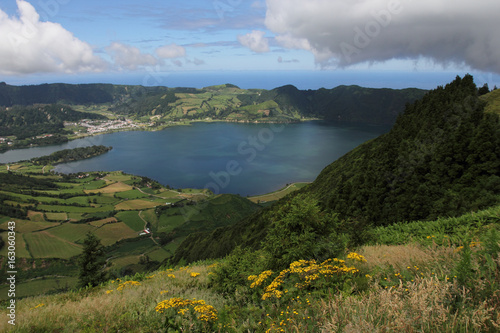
xmin=31 ymin=145 xmax=112 ymax=165
xmin=0 ymin=104 xmax=105 ymax=139
xmin=0 ymin=82 xmax=426 ymax=125
xmin=172 ymin=75 xmax=500 ymax=264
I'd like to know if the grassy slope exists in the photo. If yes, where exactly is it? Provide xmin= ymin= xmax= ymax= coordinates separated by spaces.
xmin=1 ymin=205 xmax=498 ymax=332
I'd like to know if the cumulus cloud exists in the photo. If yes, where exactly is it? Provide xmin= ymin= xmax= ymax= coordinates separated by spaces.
xmin=155 ymin=43 xmax=186 ymax=59
xmin=265 ymin=0 xmax=500 ymax=73
xmin=0 ymin=0 xmax=106 ymax=75
xmin=106 ymin=42 xmax=158 ymax=71
xmin=238 ymin=30 xmax=270 ymax=53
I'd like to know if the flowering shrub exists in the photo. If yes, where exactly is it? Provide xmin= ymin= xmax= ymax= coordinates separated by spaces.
xmin=155 ymin=297 xmax=218 ymax=332
xmin=251 ymin=257 xmax=364 ymax=301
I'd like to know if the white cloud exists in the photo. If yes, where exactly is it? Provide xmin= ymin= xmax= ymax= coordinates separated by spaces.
xmin=0 ymin=0 xmax=106 ymax=75
xmin=237 ymin=30 xmax=270 ymax=53
xmin=106 ymin=42 xmax=158 ymax=71
xmin=156 ymin=43 xmax=186 ymax=59
xmin=265 ymin=0 xmax=500 ymax=73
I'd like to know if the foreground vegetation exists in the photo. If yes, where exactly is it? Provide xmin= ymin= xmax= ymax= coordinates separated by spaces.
xmin=1 ymin=204 xmax=498 ymax=332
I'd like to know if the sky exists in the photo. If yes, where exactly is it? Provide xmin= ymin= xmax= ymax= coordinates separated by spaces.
xmin=0 ymin=0 xmax=499 ymax=89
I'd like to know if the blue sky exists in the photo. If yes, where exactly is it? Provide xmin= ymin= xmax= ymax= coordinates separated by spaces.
xmin=1 ymin=0 xmax=499 ymax=89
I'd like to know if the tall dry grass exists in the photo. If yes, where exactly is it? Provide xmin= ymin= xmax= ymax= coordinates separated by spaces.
xmin=319 ymin=277 xmax=499 ymax=332
xmin=0 ymin=264 xmax=227 ymax=332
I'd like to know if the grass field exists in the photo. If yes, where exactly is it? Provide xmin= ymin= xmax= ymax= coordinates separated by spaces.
xmin=85 ymin=181 xmax=133 ymax=194
xmin=28 ymin=211 xmax=45 ymax=222
xmin=89 ymin=217 xmax=118 ymax=227
xmin=108 ymin=238 xmax=158 ymax=257
xmin=145 ymin=247 xmax=170 ymax=261
xmin=108 ymin=255 xmax=141 ymax=271
xmin=23 ymin=232 xmax=83 ymax=259
xmin=104 ymin=172 xmax=134 ymax=182
xmin=0 ymin=231 xmax=31 ymax=258
xmin=157 ymin=212 xmax=185 ymax=233
xmin=115 ymin=189 xmax=150 ymax=199
xmin=94 ymin=222 xmax=138 ymax=246
xmin=37 ymin=204 xmax=116 ymax=213
xmin=114 ymin=199 xmax=162 ymax=211
xmin=45 ymin=212 xmax=68 ymax=221
xmin=115 ymin=211 xmax=145 ymax=232
xmin=47 ymin=223 xmax=95 ymax=243
xmin=0 ymin=219 xmax=56 ymax=233
xmin=0 ymin=276 xmax=78 ymax=300
xmin=248 ymin=182 xmax=310 ymax=203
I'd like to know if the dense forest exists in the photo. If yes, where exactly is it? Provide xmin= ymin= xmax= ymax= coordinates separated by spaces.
xmin=243 ymin=84 xmax=427 ymax=124
xmin=172 ymin=75 xmax=500 ymax=264
xmin=31 ymin=145 xmax=112 ymax=165
xmin=0 ymin=104 xmax=105 ymax=139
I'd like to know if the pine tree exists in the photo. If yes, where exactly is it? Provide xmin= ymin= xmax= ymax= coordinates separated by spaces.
xmin=78 ymin=232 xmax=107 ymax=288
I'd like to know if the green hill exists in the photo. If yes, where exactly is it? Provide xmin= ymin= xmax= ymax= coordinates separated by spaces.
xmin=172 ymin=75 xmax=500 ymax=263
xmin=0 ymin=82 xmax=426 ymax=125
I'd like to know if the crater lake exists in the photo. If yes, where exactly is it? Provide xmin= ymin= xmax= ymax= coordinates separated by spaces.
xmin=0 ymin=121 xmax=389 ymax=196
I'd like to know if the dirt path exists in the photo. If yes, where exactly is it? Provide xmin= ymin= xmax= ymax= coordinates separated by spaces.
xmin=138 ymin=210 xmax=159 ymax=245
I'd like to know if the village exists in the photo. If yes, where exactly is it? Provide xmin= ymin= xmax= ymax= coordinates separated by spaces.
xmin=73 ymin=118 xmax=145 ymax=135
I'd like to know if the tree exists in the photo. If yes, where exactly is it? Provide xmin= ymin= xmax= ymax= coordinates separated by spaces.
xmin=478 ymin=83 xmax=490 ymax=95
xmin=78 ymin=232 xmax=107 ymax=288
xmin=262 ymin=194 xmax=344 ymax=270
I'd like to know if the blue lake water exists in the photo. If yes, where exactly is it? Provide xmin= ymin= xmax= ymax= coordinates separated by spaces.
xmin=0 ymin=121 xmax=389 ymax=196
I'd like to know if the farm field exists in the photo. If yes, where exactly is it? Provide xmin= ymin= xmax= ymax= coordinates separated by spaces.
xmin=0 ymin=158 xmax=267 ymax=299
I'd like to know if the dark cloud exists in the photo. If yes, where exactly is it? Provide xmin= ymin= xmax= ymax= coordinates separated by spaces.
xmin=266 ymin=0 xmax=500 ymax=73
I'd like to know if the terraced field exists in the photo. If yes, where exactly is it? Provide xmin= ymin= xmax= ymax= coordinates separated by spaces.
xmin=0 ymin=161 xmax=271 ymax=299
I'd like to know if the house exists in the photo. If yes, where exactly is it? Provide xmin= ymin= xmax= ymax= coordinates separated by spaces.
xmin=139 ymin=228 xmax=151 ymax=236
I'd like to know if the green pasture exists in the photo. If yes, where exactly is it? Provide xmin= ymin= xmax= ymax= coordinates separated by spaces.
xmin=0 ymin=276 xmax=78 ymax=300
xmin=0 ymin=219 xmax=56 ymax=233
xmin=37 ymin=204 xmax=115 ymax=213
xmin=248 ymin=182 xmax=310 ymax=203
xmin=157 ymin=214 xmax=185 ymax=233
xmin=114 ymin=199 xmax=162 ymax=211
xmin=0 ymin=231 xmax=31 ymax=258
xmin=137 ymin=209 xmax=158 ymax=230
xmin=44 ymin=212 xmax=68 ymax=221
xmin=64 ymin=196 xmax=94 ymax=205
xmin=115 ymin=189 xmax=150 ymax=200
xmin=89 ymin=217 xmax=118 ymax=227
xmin=0 ymin=190 xmax=63 ymax=205
xmin=155 ymin=190 xmax=180 ymax=198
xmin=47 ymin=223 xmax=95 ymax=244
xmin=81 ymin=180 xmax=107 ymax=190
xmin=145 ymin=247 xmax=170 ymax=262
xmin=108 ymin=238 xmax=157 ymax=256
xmin=23 ymin=232 xmax=82 ymax=259
xmin=85 ymin=181 xmax=133 ymax=194
xmin=104 ymin=172 xmax=134 ymax=182
xmin=115 ymin=211 xmax=145 ymax=232
xmin=94 ymin=222 xmax=137 ymax=246
xmin=108 ymin=255 xmax=141 ymax=271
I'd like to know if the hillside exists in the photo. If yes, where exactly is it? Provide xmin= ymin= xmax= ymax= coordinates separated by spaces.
xmin=0 ymin=157 xmax=260 ymax=299
xmin=1 ymin=204 xmax=498 ymax=332
xmin=0 ymin=82 xmax=167 ymax=106
xmin=0 ymin=82 xmax=426 ymax=123
xmin=172 ymin=75 xmax=500 ymax=263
